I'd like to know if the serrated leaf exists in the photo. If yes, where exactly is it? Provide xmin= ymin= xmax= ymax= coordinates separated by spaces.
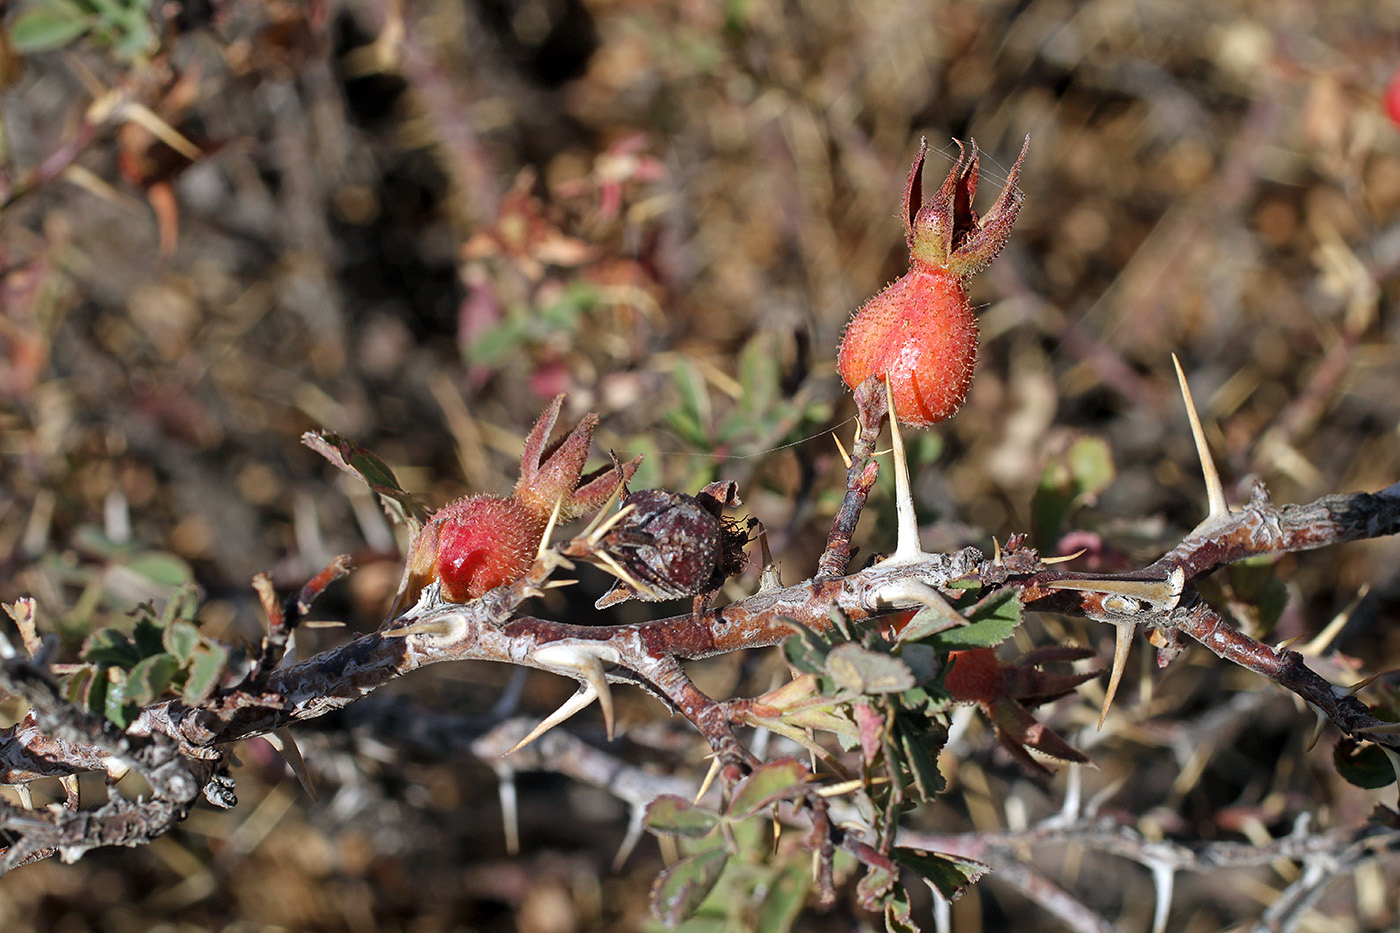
xmin=10 ymin=3 xmax=92 ymax=52
xmin=895 ymin=602 xmax=965 ymax=643
xmin=301 ymin=431 xmax=430 ymax=532
xmin=182 ymin=643 xmax=229 ymax=706
xmin=1334 ymin=737 xmax=1398 ymax=789
xmin=826 ymin=643 xmax=915 ymax=695
xmin=645 ymin=795 xmax=722 ymax=839
xmin=892 ymin=847 xmax=989 ymax=901
xmin=928 ymin=589 xmax=1020 ymax=651
xmin=126 ymin=652 xmax=179 ymax=705
xmin=727 ymin=758 xmax=807 ymax=820
xmin=649 ymin=847 xmax=730 ymax=927
xmin=163 ymin=620 xmax=201 ymax=663
xmin=897 ymin=718 xmax=947 ymax=800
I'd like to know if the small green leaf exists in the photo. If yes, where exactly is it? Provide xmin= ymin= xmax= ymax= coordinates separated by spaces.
xmin=855 ymin=864 xmax=896 ymax=911
xmin=470 ymin=317 xmax=530 ymax=365
xmin=898 ymin=643 xmax=937 ymax=683
xmin=783 ymin=623 xmax=832 ymax=675
xmin=668 ymin=361 xmax=711 ymax=447
xmin=81 ymin=628 xmax=139 ymax=667
xmin=131 ymin=613 xmax=165 ymax=658
xmin=754 ymin=859 xmax=809 ymax=933
xmin=163 ymin=620 xmax=201 ymax=663
xmin=892 ymin=847 xmax=989 ymax=901
xmin=126 ymin=652 xmax=179 ymax=705
xmin=894 ymin=602 xmax=966 ymax=643
xmin=302 ymin=431 xmax=431 ymax=532
xmin=826 ymin=643 xmax=915 ymax=695
xmin=125 ymin=551 xmax=194 ymax=590
xmin=884 ymin=887 xmax=917 ymax=933
xmin=649 ymin=847 xmax=730 ymax=927
xmin=1334 ymin=737 xmax=1398 ymax=789
xmin=10 ymin=2 xmax=92 ymax=52
xmin=928 ymin=589 xmax=1020 ymax=651
xmin=645 ymin=796 xmax=723 ymax=839
xmin=727 ymin=758 xmax=807 ymax=820
xmin=1032 ymin=435 xmax=1114 ymax=547
xmin=104 ymin=671 xmax=135 ymax=728
xmin=738 ymin=333 xmax=779 ymax=418
xmin=182 ymin=643 xmax=229 ymax=706
xmin=897 ymin=718 xmax=947 ymax=800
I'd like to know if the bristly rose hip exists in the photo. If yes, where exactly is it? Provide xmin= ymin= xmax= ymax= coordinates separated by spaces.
xmin=838 ymin=136 xmax=1029 ymax=427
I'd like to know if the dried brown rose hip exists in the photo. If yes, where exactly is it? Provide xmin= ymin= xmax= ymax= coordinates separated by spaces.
xmin=837 ymin=136 xmax=1029 ymax=426
xmin=566 ymin=471 xmax=749 ymax=613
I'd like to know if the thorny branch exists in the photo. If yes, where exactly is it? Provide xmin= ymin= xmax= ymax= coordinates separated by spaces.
xmin=2 ymin=388 xmax=1400 ymax=892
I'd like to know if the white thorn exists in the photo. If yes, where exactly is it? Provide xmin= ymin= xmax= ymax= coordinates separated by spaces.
xmin=1046 ymin=575 xmax=1183 ymax=609
xmin=884 ymin=375 xmax=924 ymax=564
xmin=755 ymin=522 xmax=783 ymax=591
xmin=578 ymin=655 xmax=616 ymax=741
xmin=1149 ymin=860 xmax=1175 ymax=933
xmin=16 ymin=784 xmax=33 ymax=809
xmin=504 ymin=683 xmax=600 ymax=755
xmin=1173 ymin=354 xmax=1229 ymax=520
xmin=265 ymin=727 xmax=317 ymax=800
xmin=932 ymin=885 xmax=951 ymax=933
xmin=613 ymin=803 xmax=647 ymax=870
xmin=587 ymin=502 xmax=636 ymax=547
xmin=495 ymin=763 xmax=520 ymax=854
xmin=577 ymin=480 xmax=628 ymax=541
xmin=594 ymin=548 xmax=661 ymax=601
xmin=536 ymin=496 xmax=565 ymax=562
xmin=695 ymin=756 xmax=722 ymax=804
xmin=1099 ymin=621 xmax=1134 ymax=730
xmin=1041 ymin=548 xmax=1087 ymax=565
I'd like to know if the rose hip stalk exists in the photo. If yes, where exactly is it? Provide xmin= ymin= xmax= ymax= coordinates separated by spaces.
xmin=838 ymin=136 xmax=1029 ymax=426
xmin=397 ymin=396 xmax=639 ymax=607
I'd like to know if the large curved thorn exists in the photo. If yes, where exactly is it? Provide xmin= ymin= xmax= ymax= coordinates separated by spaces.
xmin=1099 ymin=621 xmax=1134 ymax=730
xmin=1172 ymin=354 xmax=1229 ymax=520
xmin=505 ymin=682 xmax=600 ymax=755
xmin=577 ymin=653 xmax=617 ymax=740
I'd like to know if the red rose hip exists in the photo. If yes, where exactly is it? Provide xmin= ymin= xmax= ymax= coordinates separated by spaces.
xmin=838 ymin=136 xmax=1028 ymax=427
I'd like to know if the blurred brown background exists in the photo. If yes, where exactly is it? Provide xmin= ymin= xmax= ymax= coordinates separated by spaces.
xmin=3 ymin=0 xmax=1400 ymax=929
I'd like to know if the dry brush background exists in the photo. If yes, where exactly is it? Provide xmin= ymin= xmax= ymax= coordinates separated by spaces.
xmin=2 ymin=0 xmax=1400 ymax=929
